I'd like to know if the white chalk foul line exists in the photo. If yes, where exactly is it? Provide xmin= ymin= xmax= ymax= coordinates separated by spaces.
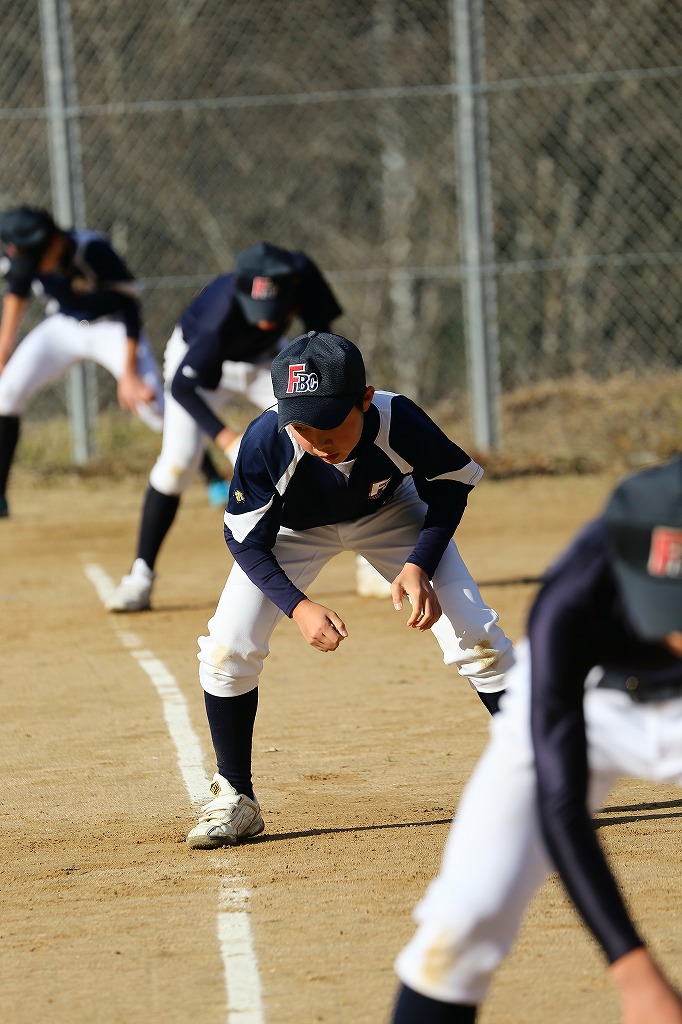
xmin=82 ymin=562 xmax=265 ymax=1024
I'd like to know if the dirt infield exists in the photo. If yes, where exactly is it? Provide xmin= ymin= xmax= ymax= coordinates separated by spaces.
xmin=2 ymin=468 xmax=681 ymax=1024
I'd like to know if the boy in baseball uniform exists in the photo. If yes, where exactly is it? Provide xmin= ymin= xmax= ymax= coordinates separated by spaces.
xmin=186 ymin=331 xmax=514 ymax=848
xmin=391 ymin=457 xmax=682 ymax=1024
xmin=106 ymin=242 xmax=345 ymax=612
xmin=0 ymin=204 xmax=227 ymax=518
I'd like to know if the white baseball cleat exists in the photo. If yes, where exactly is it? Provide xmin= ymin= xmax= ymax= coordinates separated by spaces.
xmin=355 ymin=555 xmax=393 ymax=598
xmin=186 ymin=773 xmax=265 ymax=849
xmin=106 ymin=558 xmax=155 ymax=612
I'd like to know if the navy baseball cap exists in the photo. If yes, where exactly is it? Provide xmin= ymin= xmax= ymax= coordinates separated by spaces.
xmin=272 ymin=331 xmax=366 ymax=432
xmin=234 ymin=242 xmax=297 ymax=325
xmin=0 ymin=206 xmax=57 ymax=282
xmin=603 ymin=456 xmax=682 ymax=639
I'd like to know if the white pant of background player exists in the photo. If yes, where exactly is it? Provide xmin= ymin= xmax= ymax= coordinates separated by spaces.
xmin=198 ymin=476 xmax=515 ymax=698
xmin=153 ymin=326 xmax=393 ymax=596
xmin=0 ymin=312 xmax=163 ymax=429
xmin=395 ymin=639 xmax=682 ymax=1004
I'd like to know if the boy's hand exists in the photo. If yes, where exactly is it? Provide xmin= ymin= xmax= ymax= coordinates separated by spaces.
xmin=291 ymin=598 xmax=348 ymax=652
xmin=392 ymin=563 xmax=442 ymax=631
xmin=610 ymin=947 xmax=682 ymax=1024
xmin=117 ymin=370 xmax=155 ymax=413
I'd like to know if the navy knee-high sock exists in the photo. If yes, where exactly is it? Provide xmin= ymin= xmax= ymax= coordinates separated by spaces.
xmin=0 ymin=414 xmax=20 ymax=497
xmin=204 ymin=688 xmax=258 ymax=800
xmin=477 ymin=688 xmax=505 ymax=715
xmin=136 ymin=484 xmax=181 ymax=570
xmin=391 ymin=985 xmax=477 ymax=1023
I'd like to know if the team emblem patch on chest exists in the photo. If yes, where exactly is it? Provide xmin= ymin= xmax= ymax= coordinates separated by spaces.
xmin=368 ymin=478 xmax=390 ymax=499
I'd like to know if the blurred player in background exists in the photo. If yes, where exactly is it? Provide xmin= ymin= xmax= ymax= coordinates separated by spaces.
xmin=391 ymin=456 xmax=682 ymax=1024
xmin=185 ymin=331 xmax=514 ymax=849
xmin=0 ymin=204 xmax=226 ymax=519
xmin=107 ymin=242 xmax=344 ymax=612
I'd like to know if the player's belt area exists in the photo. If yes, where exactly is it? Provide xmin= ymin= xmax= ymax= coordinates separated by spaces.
xmin=597 ymin=669 xmax=682 ymax=703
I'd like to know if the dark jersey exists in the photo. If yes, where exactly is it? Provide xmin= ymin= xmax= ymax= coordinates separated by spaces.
xmin=171 ymin=252 xmax=342 ymax=440
xmin=529 ymin=519 xmax=682 ymax=963
xmin=5 ymin=229 xmax=142 ymax=340
xmin=223 ymin=391 xmax=482 ymax=616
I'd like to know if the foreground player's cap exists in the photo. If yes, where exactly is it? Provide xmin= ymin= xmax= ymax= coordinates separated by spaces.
xmin=234 ymin=241 xmax=297 ymax=325
xmin=272 ymin=331 xmax=366 ymax=432
xmin=603 ymin=455 xmax=682 ymax=639
xmin=0 ymin=206 xmax=57 ymax=282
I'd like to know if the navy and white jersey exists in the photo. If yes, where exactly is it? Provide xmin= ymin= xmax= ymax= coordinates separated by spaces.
xmin=5 ymin=229 xmax=142 ymax=340
xmin=529 ymin=519 xmax=682 ymax=963
xmin=224 ymin=391 xmax=483 ymax=616
xmin=171 ymin=252 xmax=342 ymax=440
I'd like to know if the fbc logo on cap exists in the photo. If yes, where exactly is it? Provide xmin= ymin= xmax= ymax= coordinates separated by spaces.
xmin=250 ymin=276 xmax=278 ymax=300
xmin=286 ymin=362 xmax=319 ymax=394
xmin=648 ymin=526 xmax=682 ymax=579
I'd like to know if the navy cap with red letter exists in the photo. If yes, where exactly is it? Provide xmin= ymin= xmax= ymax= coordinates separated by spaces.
xmin=271 ymin=331 xmax=366 ymax=432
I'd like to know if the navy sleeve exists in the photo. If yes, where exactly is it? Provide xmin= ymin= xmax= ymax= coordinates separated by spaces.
xmin=387 ymin=396 xmax=480 ymax=577
xmin=170 ymin=277 xmax=236 ymax=439
xmin=224 ymin=531 xmax=307 ymax=616
xmin=222 ymin=414 xmax=308 ymax=614
xmin=529 ymin=522 xmax=644 ymax=962
xmin=170 ymin=360 xmax=225 ymax=440
xmin=81 ymin=236 xmax=135 ymax=284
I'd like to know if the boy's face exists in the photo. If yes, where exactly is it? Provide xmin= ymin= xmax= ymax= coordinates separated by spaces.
xmin=288 ymin=386 xmax=375 ymax=465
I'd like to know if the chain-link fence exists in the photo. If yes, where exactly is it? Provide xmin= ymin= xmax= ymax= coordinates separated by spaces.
xmin=1 ymin=0 xmax=680 ymax=460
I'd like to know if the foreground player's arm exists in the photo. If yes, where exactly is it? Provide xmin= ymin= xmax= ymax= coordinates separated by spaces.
xmin=529 ymin=522 xmax=645 ymax=962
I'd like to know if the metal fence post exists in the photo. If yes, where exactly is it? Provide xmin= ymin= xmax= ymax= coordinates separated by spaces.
xmin=38 ymin=0 xmax=95 ymax=465
xmin=452 ymin=0 xmax=502 ymax=451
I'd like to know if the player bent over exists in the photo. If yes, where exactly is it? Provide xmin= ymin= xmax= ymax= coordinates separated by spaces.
xmin=186 ymin=331 xmax=515 ymax=849
xmin=390 ymin=457 xmax=682 ymax=1024
xmin=106 ymin=242 xmax=346 ymax=612
xmin=0 ymin=205 xmax=224 ymax=519
xmin=0 ymin=206 xmax=165 ymax=518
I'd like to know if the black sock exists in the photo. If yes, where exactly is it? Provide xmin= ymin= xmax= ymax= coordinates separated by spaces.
xmin=0 ymin=415 xmax=20 ymax=496
xmin=136 ymin=485 xmax=181 ymax=570
xmin=477 ymin=688 xmax=505 ymax=715
xmin=204 ymin=688 xmax=258 ymax=800
xmin=391 ymin=985 xmax=477 ymax=1023
xmin=200 ymin=449 xmax=223 ymax=484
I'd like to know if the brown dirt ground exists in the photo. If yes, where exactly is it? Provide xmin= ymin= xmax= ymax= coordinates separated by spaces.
xmin=1 ymin=467 xmax=681 ymax=1024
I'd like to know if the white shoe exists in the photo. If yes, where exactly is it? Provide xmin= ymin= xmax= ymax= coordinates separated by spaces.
xmin=187 ymin=773 xmax=264 ymax=849
xmin=355 ymin=555 xmax=393 ymax=598
xmin=106 ymin=558 xmax=155 ymax=612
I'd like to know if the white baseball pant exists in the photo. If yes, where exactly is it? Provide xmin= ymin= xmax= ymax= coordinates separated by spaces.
xmin=394 ymin=639 xmax=682 ymax=1004
xmin=197 ymin=477 xmax=515 ymax=697
xmin=0 ymin=312 xmax=163 ymax=430
xmin=149 ymin=326 xmax=285 ymax=495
